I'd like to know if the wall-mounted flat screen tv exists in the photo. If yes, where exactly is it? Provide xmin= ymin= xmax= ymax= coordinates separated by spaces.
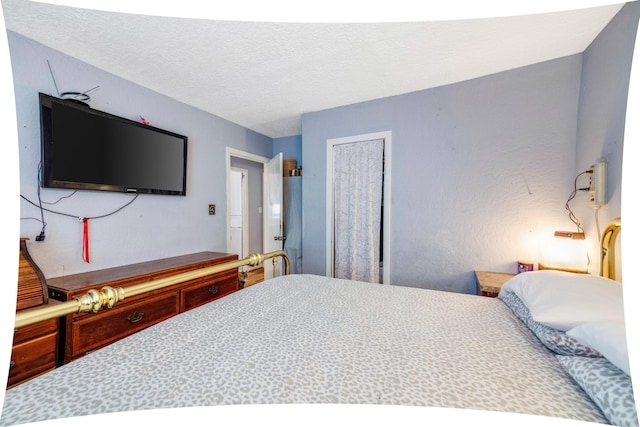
xmin=39 ymin=92 xmax=188 ymax=195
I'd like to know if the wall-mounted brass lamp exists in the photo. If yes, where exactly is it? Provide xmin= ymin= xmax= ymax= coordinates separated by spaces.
xmin=553 ymin=230 xmax=585 ymax=240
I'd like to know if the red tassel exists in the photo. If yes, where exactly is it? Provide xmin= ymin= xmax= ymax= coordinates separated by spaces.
xmin=82 ymin=217 xmax=90 ymax=263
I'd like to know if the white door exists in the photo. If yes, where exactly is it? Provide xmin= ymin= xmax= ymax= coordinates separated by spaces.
xmin=263 ymin=152 xmax=283 ymax=280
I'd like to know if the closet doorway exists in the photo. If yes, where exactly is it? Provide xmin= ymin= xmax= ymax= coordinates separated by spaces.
xmin=326 ymin=131 xmax=392 ymax=284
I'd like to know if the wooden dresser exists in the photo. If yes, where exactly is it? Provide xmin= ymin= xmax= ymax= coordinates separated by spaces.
xmin=47 ymin=251 xmax=239 ymax=364
xmin=8 ymin=239 xmax=60 ymax=388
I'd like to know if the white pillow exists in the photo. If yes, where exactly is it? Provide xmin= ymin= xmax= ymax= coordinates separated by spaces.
xmin=567 ymin=320 xmax=630 ymax=376
xmin=500 ymin=270 xmax=624 ymax=331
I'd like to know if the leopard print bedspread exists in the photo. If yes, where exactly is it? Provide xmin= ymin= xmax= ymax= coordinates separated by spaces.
xmin=0 ymin=274 xmax=608 ymax=425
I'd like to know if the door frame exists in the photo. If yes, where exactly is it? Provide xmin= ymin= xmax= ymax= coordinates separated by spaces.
xmin=225 ymin=147 xmax=270 ymax=258
xmin=229 ymin=166 xmax=249 ymax=262
xmin=325 ymin=131 xmax=392 ymax=284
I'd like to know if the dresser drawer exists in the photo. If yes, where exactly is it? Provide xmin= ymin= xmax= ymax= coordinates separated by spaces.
xmin=181 ymin=269 xmax=238 ymax=311
xmin=70 ymin=291 xmax=179 ymax=359
xmin=12 ymin=317 xmax=58 ymax=345
xmin=8 ymin=332 xmax=58 ymax=387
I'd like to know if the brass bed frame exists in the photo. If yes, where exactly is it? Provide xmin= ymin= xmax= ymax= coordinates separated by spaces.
xmin=13 ymin=217 xmax=622 ymax=330
xmin=13 ymin=250 xmax=290 ymax=330
xmin=600 ymin=217 xmax=622 ymax=281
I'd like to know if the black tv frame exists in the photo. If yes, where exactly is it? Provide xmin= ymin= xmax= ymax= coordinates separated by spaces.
xmin=39 ymin=92 xmax=188 ymax=196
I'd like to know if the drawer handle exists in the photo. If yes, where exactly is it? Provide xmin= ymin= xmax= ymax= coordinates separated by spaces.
xmin=9 ymin=360 xmax=15 ymax=371
xmin=208 ymin=285 xmax=220 ymax=295
xmin=127 ymin=311 xmax=145 ymax=323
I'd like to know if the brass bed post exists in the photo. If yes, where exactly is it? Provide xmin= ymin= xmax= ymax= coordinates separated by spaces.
xmin=600 ymin=217 xmax=621 ymax=280
xmin=13 ymin=250 xmax=290 ymax=330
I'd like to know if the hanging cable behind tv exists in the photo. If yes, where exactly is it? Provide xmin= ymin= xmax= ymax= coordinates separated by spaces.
xmin=46 ymin=59 xmax=98 ymax=105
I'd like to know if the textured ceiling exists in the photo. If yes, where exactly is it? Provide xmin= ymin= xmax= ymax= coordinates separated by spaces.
xmin=1 ymin=0 xmax=626 ymax=138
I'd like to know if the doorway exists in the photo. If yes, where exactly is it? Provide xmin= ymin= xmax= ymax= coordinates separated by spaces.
xmin=226 ymin=148 xmax=283 ymax=282
xmin=326 ymin=131 xmax=392 ymax=284
xmin=229 ymin=167 xmax=248 ymax=260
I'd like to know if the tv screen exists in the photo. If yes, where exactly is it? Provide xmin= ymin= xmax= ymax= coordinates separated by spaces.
xmin=39 ymin=93 xmax=188 ymax=195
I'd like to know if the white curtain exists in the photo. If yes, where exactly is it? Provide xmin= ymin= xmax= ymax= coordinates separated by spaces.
xmin=333 ymin=139 xmax=384 ymax=283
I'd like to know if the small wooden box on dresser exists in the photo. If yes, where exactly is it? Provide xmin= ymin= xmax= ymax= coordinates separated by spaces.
xmin=46 ymin=251 xmax=239 ymax=364
xmin=8 ymin=239 xmax=61 ymax=388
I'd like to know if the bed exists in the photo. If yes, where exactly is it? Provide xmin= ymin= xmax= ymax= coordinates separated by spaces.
xmin=0 ymin=218 xmax=634 ymax=426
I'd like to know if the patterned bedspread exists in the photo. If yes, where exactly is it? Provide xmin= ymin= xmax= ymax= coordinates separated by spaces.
xmin=0 ymin=274 xmax=608 ymax=425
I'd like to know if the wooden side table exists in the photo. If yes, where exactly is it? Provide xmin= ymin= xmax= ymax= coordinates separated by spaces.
xmin=475 ymin=271 xmax=515 ymax=297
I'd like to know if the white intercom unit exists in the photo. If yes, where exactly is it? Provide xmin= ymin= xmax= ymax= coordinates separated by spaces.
xmin=588 ymin=161 xmax=607 ymax=208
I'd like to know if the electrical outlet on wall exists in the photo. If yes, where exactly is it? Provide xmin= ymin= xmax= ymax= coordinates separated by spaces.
xmin=209 ymin=204 xmax=216 ymax=215
xmin=588 ymin=162 xmax=607 ymax=208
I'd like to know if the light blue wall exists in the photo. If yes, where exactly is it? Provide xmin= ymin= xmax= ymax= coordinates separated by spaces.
xmin=300 ymin=4 xmax=639 ymax=294
xmin=10 ymin=31 xmax=273 ymax=278
xmin=573 ymin=2 xmax=640 ymax=268
xmin=302 ymin=55 xmax=587 ymax=294
xmin=273 ymin=134 xmax=302 ymax=166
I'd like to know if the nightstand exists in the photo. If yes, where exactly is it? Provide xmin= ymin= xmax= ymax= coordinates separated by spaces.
xmin=474 ymin=271 xmax=515 ymax=297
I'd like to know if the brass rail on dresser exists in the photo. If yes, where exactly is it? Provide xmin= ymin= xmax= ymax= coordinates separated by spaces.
xmin=14 ymin=250 xmax=290 ymax=330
